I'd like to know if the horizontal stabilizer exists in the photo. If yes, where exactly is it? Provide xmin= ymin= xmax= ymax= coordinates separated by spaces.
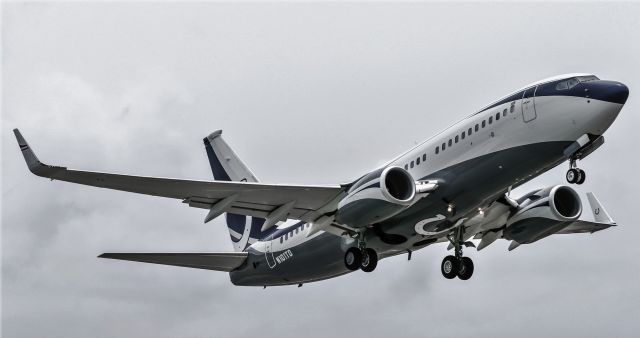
xmin=99 ymin=252 xmax=248 ymax=272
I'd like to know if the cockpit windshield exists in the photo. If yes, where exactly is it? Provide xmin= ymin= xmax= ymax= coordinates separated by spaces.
xmin=555 ymin=75 xmax=599 ymax=90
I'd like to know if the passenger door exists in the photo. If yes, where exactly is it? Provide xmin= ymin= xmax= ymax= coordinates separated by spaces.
xmin=265 ymin=236 xmax=277 ymax=268
xmin=521 ymin=86 xmax=538 ymax=123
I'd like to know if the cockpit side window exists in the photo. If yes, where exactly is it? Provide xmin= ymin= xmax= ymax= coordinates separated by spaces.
xmin=556 ymin=77 xmax=579 ymax=90
xmin=555 ymin=75 xmax=598 ymax=90
xmin=577 ymin=75 xmax=599 ymax=82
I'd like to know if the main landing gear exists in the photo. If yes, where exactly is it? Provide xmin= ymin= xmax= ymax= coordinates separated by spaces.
xmin=441 ymin=229 xmax=475 ymax=280
xmin=344 ymin=247 xmax=378 ymax=272
xmin=566 ymin=158 xmax=586 ymax=185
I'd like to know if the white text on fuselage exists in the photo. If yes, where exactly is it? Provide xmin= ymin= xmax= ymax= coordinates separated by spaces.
xmin=275 ymin=250 xmax=294 ymax=265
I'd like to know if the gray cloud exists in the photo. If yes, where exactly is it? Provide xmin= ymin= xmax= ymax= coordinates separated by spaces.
xmin=3 ymin=2 xmax=640 ymax=338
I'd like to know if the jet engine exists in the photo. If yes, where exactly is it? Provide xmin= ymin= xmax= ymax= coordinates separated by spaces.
xmin=503 ymin=185 xmax=582 ymax=245
xmin=336 ymin=166 xmax=417 ymax=227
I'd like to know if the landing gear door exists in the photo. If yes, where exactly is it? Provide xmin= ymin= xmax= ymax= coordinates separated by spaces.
xmin=521 ymin=86 xmax=538 ymax=123
xmin=265 ymin=236 xmax=277 ymax=269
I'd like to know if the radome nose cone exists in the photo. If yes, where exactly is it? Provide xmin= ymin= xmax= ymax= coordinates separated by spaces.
xmin=613 ymin=82 xmax=629 ymax=105
xmin=599 ymin=81 xmax=629 ymax=105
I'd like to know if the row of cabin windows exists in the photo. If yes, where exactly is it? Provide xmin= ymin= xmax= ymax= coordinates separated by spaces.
xmin=434 ymin=104 xmax=515 ymax=155
xmin=401 ymin=102 xmax=517 ymax=170
xmin=404 ymin=153 xmax=427 ymax=170
xmin=279 ymin=223 xmax=311 ymax=243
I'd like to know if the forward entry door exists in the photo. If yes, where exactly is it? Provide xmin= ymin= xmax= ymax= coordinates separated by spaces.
xmin=265 ymin=236 xmax=277 ymax=268
xmin=521 ymin=86 xmax=538 ymax=123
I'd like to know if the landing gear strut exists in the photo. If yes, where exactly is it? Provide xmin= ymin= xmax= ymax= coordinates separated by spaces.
xmin=441 ymin=228 xmax=475 ymax=280
xmin=566 ymin=158 xmax=586 ymax=185
xmin=344 ymin=237 xmax=378 ymax=272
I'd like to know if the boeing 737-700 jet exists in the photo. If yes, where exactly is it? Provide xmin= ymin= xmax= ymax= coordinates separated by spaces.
xmin=14 ymin=73 xmax=628 ymax=286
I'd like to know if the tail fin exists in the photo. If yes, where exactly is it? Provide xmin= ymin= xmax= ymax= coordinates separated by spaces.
xmin=203 ymin=131 xmax=268 ymax=251
xmin=204 ymin=130 xmax=258 ymax=183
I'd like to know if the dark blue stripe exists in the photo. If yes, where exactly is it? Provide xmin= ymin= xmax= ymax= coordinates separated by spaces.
xmin=226 ymin=213 xmax=246 ymax=242
xmin=478 ymin=78 xmax=628 ymax=114
xmin=361 ymin=182 xmax=380 ymax=191
xmin=203 ymin=137 xmax=231 ymax=181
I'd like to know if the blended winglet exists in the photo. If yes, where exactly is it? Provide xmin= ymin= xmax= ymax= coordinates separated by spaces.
xmin=13 ymin=129 xmax=65 ymax=177
xmin=586 ymin=192 xmax=616 ymax=225
xmin=13 ymin=128 xmax=42 ymax=171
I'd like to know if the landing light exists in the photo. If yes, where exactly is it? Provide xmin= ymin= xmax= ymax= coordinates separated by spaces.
xmin=478 ymin=208 xmax=485 ymax=216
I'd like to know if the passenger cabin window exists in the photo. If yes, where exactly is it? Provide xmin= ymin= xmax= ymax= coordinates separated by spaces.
xmin=404 ymin=164 xmax=408 ymax=170
xmin=496 ymin=112 xmax=500 ymax=121
xmin=455 ymin=135 xmax=459 ymax=143
xmin=475 ymin=124 xmax=479 ymax=131
xmin=410 ymin=161 xmax=414 ymax=168
xmin=416 ymin=157 xmax=420 ymax=165
xmin=461 ymin=131 xmax=466 ymax=139
xmin=503 ymin=109 xmax=507 ymax=117
xmin=422 ymin=154 xmax=427 ymax=161
xmin=489 ymin=116 xmax=493 ymax=124
xmin=448 ymin=139 xmax=452 ymax=147
xmin=442 ymin=142 xmax=446 ymax=150
xmin=280 ymin=237 xmax=283 ymax=243
xmin=435 ymin=147 xmax=439 ymax=154
xmin=482 ymin=121 xmax=486 ymax=128
xmin=468 ymin=127 xmax=472 ymax=135
xmin=510 ymin=102 xmax=515 ymax=113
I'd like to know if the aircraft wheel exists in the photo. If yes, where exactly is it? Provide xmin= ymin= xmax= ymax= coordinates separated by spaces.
xmin=441 ymin=255 xmax=458 ymax=279
xmin=360 ymin=248 xmax=378 ymax=273
xmin=344 ymin=247 xmax=362 ymax=271
xmin=566 ymin=169 xmax=579 ymax=184
xmin=457 ymin=257 xmax=474 ymax=280
xmin=576 ymin=169 xmax=586 ymax=185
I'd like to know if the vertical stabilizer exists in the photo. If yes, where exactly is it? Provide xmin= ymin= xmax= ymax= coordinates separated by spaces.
xmin=204 ymin=130 xmax=259 ymax=183
xmin=203 ymin=131 xmax=269 ymax=251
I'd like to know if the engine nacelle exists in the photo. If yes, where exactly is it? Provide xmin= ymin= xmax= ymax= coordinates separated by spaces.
xmin=336 ymin=166 xmax=416 ymax=227
xmin=504 ymin=185 xmax=582 ymax=244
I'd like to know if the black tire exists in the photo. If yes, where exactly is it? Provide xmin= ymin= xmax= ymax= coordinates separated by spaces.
xmin=457 ymin=257 xmax=474 ymax=280
xmin=360 ymin=248 xmax=378 ymax=273
xmin=344 ymin=248 xmax=362 ymax=271
xmin=577 ymin=169 xmax=586 ymax=185
xmin=441 ymin=255 xmax=458 ymax=279
xmin=566 ymin=169 xmax=579 ymax=184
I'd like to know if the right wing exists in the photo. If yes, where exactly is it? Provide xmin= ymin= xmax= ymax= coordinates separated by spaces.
xmin=99 ymin=252 xmax=248 ymax=271
xmin=14 ymin=129 xmax=345 ymax=226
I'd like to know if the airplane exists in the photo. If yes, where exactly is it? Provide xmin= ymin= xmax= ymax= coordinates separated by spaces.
xmin=14 ymin=73 xmax=628 ymax=286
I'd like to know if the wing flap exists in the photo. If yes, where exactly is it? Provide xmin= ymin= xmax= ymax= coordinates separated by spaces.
xmin=98 ymin=252 xmax=248 ymax=272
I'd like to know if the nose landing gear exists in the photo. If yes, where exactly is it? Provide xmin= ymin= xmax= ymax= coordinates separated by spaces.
xmin=566 ymin=159 xmax=586 ymax=185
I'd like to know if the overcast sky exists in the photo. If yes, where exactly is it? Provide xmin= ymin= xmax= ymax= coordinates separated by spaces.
xmin=3 ymin=2 xmax=640 ymax=337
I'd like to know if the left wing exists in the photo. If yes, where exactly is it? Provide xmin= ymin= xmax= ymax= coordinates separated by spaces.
xmin=14 ymin=129 xmax=345 ymax=226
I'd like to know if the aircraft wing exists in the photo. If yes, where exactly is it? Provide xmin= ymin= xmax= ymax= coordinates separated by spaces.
xmin=14 ymin=129 xmax=345 ymax=225
xmin=99 ymin=252 xmax=248 ymax=271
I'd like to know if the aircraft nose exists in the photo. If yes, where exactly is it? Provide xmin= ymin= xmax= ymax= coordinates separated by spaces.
xmin=587 ymin=80 xmax=629 ymax=105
